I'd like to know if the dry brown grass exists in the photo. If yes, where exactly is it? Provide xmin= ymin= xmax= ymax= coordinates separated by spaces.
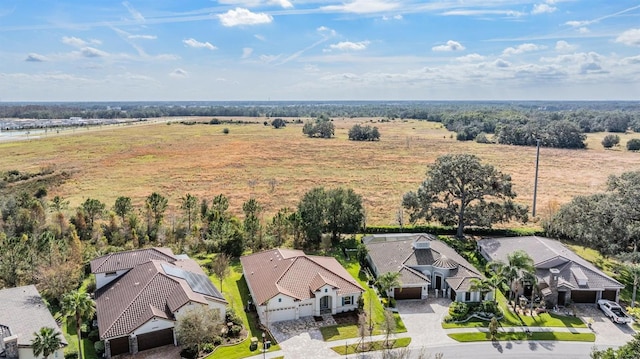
xmin=0 ymin=117 xmax=638 ymax=225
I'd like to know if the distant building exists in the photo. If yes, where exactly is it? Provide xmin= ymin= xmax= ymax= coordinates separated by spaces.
xmin=0 ymin=285 xmax=67 ymax=359
xmin=91 ymin=248 xmax=227 ymax=358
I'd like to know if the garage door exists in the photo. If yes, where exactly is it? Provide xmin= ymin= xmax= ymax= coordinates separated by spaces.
xmin=394 ymin=287 xmax=421 ymax=300
xmin=602 ymin=290 xmax=617 ymax=301
xmin=109 ymin=336 xmax=129 ymax=356
xmin=266 ymin=307 xmax=297 ymax=322
xmin=138 ymin=328 xmax=174 ymax=352
xmin=571 ymin=290 xmax=597 ymax=303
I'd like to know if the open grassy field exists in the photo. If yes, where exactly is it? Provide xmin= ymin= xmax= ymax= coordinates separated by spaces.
xmin=0 ymin=117 xmax=638 ymax=225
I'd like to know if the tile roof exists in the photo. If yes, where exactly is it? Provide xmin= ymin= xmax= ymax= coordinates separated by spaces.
xmin=90 ymin=247 xmax=177 ymax=274
xmin=95 ymin=253 xmax=226 ymax=340
xmin=478 ymin=236 xmax=623 ymax=290
xmin=0 ymin=285 xmax=68 ymax=347
xmin=364 ymin=234 xmax=483 ymax=289
xmin=240 ymin=249 xmax=364 ymax=305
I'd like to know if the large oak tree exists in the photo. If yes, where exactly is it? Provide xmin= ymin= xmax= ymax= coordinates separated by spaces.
xmin=403 ymin=153 xmax=527 ymax=238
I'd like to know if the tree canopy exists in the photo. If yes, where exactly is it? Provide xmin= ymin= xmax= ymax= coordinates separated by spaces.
xmin=402 ymin=154 xmax=528 ymax=238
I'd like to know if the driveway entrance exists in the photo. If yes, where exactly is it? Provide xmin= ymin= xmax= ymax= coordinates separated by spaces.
xmin=396 ymin=297 xmax=455 ymax=347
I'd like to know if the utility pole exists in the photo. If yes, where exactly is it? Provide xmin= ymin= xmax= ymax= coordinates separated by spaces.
xmin=532 ymin=138 xmax=540 ymax=217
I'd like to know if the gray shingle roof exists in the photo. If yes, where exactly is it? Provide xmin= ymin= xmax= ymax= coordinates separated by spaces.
xmin=478 ymin=236 xmax=623 ymax=290
xmin=0 ymin=285 xmax=68 ymax=347
xmin=364 ymin=234 xmax=483 ymax=290
xmin=240 ymin=249 xmax=364 ymax=306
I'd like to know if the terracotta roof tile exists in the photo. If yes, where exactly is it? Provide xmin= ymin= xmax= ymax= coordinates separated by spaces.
xmin=90 ymin=247 xmax=177 ymax=273
xmin=241 ymin=249 xmax=364 ymax=305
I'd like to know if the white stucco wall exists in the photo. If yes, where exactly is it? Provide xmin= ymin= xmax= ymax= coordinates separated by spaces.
xmin=95 ymin=269 xmax=129 ymax=290
xmin=18 ymin=347 xmax=64 ymax=359
xmin=174 ymin=301 xmax=225 ymax=323
xmin=132 ymin=318 xmax=174 ymax=336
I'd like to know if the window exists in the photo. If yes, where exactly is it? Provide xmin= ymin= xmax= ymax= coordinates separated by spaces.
xmin=278 ymin=298 xmax=282 ymax=303
xmin=342 ymin=296 xmax=353 ymax=306
xmin=465 ymin=292 xmax=471 ymax=301
xmin=324 ymin=288 xmax=328 ymax=293
xmin=105 ymin=271 xmax=117 ymax=276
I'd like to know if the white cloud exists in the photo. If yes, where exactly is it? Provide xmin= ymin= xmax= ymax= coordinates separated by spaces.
xmin=317 ymin=26 xmax=337 ymax=37
xmin=242 ymin=47 xmax=253 ymax=59
xmin=218 ymin=0 xmax=292 ymax=8
xmin=80 ymin=47 xmax=108 ymax=58
xmin=532 ymin=4 xmax=556 ymax=15
xmin=183 ymin=38 xmax=217 ymax=50
xmin=566 ymin=20 xmax=589 ymax=27
xmin=382 ymin=14 xmax=402 ymax=21
xmin=25 ymin=53 xmax=47 ymax=62
xmin=578 ymin=27 xmax=590 ymax=34
xmin=169 ymin=68 xmax=188 ymax=78
xmin=122 ymin=1 xmax=145 ymax=22
xmin=321 ymin=0 xmax=399 ymax=14
xmin=442 ymin=10 xmax=525 ymax=17
xmin=622 ymin=55 xmax=640 ymax=65
xmin=218 ymin=8 xmax=273 ymax=27
xmin=494 ymin=59 xmax=511 ymax=68
xmin=615 ymin=29 xmax=640 ymax=47
xmin=62 ymin=36 xmax=101 ymax=48
xmin=259 ymin=54 xmax=281 ymax=63
xmin=502 ymin=43 xmax=545 ymax=56
xmin=328 ymin=41 xmax=370 ymax=51
xmin=555 ymin=40 xmax=577 ymax=52
xmin=456 ymin=53 xmax=485 ymax=62
xmin=128 ymin=34 xmax=157 ymax=40
xmin=432 ymin=40 xmax=465 ymax=52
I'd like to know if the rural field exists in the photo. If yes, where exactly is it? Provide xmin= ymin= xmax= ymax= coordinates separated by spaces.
xmin=0 ymin=117 xmax=638 ymax=225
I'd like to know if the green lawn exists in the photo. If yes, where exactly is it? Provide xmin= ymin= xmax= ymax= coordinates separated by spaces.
xmin=330 ymin=337 xmax=412 ymax=355
xmin=442 ymin=291 xmax=586 ymax=329
xmin=205 ymin=257 xmax=280 ymax=359
xmin=319 ymin=250 xmax=407 ymax=341
xmin=448 ymin=331 xmax=595 ymax=342
xmin=62 ymin=318 xmax=98 ymax=359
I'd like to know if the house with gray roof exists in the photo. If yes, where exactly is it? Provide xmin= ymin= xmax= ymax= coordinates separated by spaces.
xmin=478 ymin=236 xmax=624 ymax=307
xmin=363 ymin=233 xmax=485 ymax=302
xmin=0 ymin=285 xmax=67 ymax=359
xmin=241 ymin=249 xmax=364 ymax=326
xmin=90 ymin=248 xmax=227 ymax=358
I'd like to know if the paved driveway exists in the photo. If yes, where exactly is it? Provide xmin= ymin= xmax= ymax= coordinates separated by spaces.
xmin=574 ymin=304 xmax=636 ymax=346
xmin=396 ymin=297 xmax=456 ymax=347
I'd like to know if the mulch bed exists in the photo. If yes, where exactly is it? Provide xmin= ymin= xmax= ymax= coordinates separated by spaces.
xmin=332 ymin=311 xmax=359 ymax=325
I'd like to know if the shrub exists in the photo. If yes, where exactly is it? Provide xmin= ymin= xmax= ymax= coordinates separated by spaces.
xmin=475 ymin=133 xmax=491 ymax=144
xmin=627 ymin=139 xmax=640 ymax=151
xmin=228 ymin=324 xmax=242 ymax=337
xmin=94 ymin=341 xmax=105 ymax=356
xmin=210 ymin=118 xmax=221 ymax=124
xmin=271 ymin=118 xmax=286 ymax=129
xmin=222 ymin=128 xmax=230 ymax=134
xmin=211 ymin=336 xmax=223 ymax=346
xmin=88 ymin=328 xmax=100 ymax=342
xmin=225 ymin=307 xmax=243 ymax=326
xmin=64 ymin=350 xmax=78 ymax=359
xmin=180 ymin=347 xmax=198 ymax=359
xmin=602 ymin=134 xmax=620 ymax=148
xmin=201 ymin=342 xmax=216 ymax=353
xmin=448 ymin=301 xmax=469 ymax=321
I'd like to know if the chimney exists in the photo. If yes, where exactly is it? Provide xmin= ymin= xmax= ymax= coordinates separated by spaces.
xmin=3 ymin=335 xmax=19 ymax=359
xmin=547 ymin=268 xmax=560 ymax=308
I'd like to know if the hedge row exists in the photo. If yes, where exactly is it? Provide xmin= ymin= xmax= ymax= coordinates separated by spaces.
xmin=363 ymin=225 xmax=544 ymax=238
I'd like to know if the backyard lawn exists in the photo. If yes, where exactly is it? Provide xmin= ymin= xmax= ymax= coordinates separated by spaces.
xmin=204 ymin=257 xmax=280 ymax=359
xmin=320 ymin=249 xmax=407 ymax=341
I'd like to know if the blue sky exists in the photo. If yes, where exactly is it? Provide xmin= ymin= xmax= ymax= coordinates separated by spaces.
xmin=1 ymin=0 xmax=639 ymax=101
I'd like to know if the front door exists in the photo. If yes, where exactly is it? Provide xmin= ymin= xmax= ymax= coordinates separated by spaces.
xmin=435 ymin=275 xmax=442 ymax=290
xmin=320 ymin=295 xmax=332 ymax=314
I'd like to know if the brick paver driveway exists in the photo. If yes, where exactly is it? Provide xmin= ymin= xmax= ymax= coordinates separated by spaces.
xmin=396 ymin=297 xmax=456 ymax=348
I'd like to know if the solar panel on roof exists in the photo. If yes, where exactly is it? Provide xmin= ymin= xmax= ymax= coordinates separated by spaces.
xmin=161 ymin=263 xmax=223 ymax=299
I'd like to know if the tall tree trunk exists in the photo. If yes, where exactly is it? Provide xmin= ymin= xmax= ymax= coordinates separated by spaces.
xmin=76 ymin=313 xmax=83 ymax=359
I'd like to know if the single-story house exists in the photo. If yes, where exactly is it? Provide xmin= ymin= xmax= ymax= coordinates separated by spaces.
xmin=91 ymin=248 xmax=227 ymax=358
xmin=0 ymin=285 xmax=67 ymax=359
xmin=363 ymin=233 xmax=485 ymax=302
xmin=240 ymin=249 xmax=364 ymax=326
xmin=478 ymin=236 xmax=625 ymax=307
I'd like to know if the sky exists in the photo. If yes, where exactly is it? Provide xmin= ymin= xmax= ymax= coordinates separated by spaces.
xmin=0 ymin=0 xmax=639 ymax=101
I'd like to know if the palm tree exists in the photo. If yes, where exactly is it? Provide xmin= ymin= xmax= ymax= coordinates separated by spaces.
xmin=376 ymin=272 xmax=402 ymax=300
xmin=32 ymin=327 xmax=62 ymax=359
xmin=62 ymin=290 xmax=96 ymax=359
xmin=470 ymin=278 xmax=492 ymax=301
xmin=504 ymin=250 xmax=535 ymax=309
xmin=484 ymin=261 xmax=509 ymax=303
xmin=523 ymin=271 xmax=539 ymax=315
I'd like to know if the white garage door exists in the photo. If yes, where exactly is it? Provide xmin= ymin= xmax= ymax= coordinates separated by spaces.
xmin=266 ymin=307 xmax=297 ymax=322
xmin=299 ymin=303 xmax=314 ymax=318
